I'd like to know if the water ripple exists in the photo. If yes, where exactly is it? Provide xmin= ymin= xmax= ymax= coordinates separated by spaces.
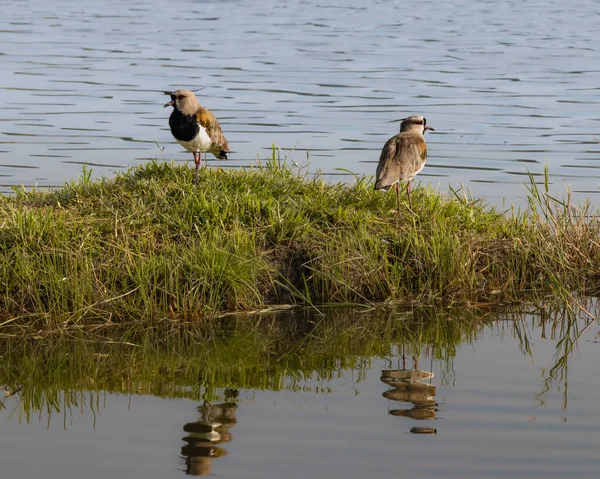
xmin=1 ymin=0 xmax=599 ymax=205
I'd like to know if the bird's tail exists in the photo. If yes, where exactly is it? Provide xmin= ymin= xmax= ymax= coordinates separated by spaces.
xmin=374 ymin=178 xmax=392 ymax=191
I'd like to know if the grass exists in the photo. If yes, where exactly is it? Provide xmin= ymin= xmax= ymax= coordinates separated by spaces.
xmin=1 ymin=154 xmax=600 ymax=326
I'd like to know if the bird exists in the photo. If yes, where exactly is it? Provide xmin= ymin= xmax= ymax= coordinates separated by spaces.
xmin=374 ymin=115 xmax=434 ymax=211
xmin=164 ymin=89 xmax=230 ymax=184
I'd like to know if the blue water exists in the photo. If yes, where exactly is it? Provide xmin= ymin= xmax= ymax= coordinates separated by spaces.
xmin=2 ymin=0 xmax=600 ymax=206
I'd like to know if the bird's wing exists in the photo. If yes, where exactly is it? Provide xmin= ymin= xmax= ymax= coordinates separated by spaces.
xmin=196 ymin=108 xmax=230 ymax=153
xmin=374 ymin=136 xmax=398 ymax=190
xmin=375 ymin=134 xmax=426 ymax=190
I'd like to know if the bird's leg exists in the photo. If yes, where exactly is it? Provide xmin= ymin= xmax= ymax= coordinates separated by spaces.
xmin=395 ymin=182 xmax=401 ymax=212
xmin=401 ymin=344 xmax=406 ymax=370
xmin=193 ymin=152 xmax=201 ymax=185
xmin=407 ymin=180 xmax=413 ymax=210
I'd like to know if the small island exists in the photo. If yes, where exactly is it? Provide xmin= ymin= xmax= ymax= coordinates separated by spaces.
xmin=1 ymin=157 xmax=597 ymax=328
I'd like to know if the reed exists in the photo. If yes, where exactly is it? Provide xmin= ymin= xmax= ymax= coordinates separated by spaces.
xmin=1 ymin=154 xmax=599 ymax=326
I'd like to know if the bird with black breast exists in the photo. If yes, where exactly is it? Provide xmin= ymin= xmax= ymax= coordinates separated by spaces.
xmin=164 ymin=89 xmax=230 ymax=184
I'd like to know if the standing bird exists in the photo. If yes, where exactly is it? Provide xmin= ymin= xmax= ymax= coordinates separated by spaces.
xmin=164 ymin=89 xmax=230 ymax=184
xmin=374 ymin=115 xmax=434 ymax=210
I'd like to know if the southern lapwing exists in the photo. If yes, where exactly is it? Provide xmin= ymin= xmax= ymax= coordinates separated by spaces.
xmin=374 ymin=115 xmax=434 ymax=210
xmin=164 ymin=89 xmax=230 ymax=184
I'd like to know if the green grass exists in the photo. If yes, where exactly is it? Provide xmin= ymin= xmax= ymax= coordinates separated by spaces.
xmin=1 ymin=155 xmax=600 ymax=326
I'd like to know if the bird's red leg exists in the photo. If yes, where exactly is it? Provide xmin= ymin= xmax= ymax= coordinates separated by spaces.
xmin=193 ymin=152 xmax=201 ymax=185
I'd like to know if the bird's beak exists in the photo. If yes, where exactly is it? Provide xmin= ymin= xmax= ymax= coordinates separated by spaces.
xmin=164 ymin=100 xmax=174 ymax=108
xmin=424 ymin=125 xmax=435 ymax=131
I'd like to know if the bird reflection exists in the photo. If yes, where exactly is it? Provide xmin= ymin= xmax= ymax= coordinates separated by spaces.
xmin=181 ymin=401 xmax=238 ymax=475
xmin=381 ymin=356 xmax=437 ymax=434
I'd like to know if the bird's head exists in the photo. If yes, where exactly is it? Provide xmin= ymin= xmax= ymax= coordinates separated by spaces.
xmin=164 ymin=89 xmax=198 ymax=114
xmin=391 ymin=116 xmax=435 ymax=135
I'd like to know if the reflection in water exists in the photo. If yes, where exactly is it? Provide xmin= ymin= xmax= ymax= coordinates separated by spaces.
xmin=410 ymin=427 xmax=438 ymax=435
xmin=381 ymin=356 xmax=437 ymax=434
xmin=1 ymin=306 xmax=599 ymax=477
xmin=181 ymin=400 xmax=238 ymax=476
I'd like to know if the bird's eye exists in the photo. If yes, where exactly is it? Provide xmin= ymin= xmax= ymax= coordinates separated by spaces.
xmin=177 ymin=95 xmax=184 ymax=100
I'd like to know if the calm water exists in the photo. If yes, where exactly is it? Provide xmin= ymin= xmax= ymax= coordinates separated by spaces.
xmin=1 ymin=308 xmax=600 ymax=478
xmin=2 ymin=0 xmax=600 ymax=205
xmin=3 ymin=1 xmax=600 ymax=476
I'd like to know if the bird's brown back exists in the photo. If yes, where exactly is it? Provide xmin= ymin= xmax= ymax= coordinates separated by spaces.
xmin=196 ymin=107 xmax=230 ymax=153
xmin=374 ymin=131 xmax=427 ymax=190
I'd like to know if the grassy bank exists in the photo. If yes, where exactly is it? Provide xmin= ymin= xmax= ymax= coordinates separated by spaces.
xmin=1 ymin=157 xmax=599 ymax=325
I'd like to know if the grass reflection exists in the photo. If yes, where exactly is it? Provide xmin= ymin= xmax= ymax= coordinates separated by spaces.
xmin=0 ymin=303 xmax=596 ymax=424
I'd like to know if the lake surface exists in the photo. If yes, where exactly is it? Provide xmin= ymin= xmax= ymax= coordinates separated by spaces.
xmin=2 ymin=0 xmax=600 ymax=206
xmin=1 ymin=307 xmax=599 ymax=478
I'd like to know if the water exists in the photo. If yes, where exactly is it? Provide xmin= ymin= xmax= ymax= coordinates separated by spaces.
xmin=2 ymin=0 xmax=600 ymax=206
xmin=3 ymin=0 xmax=600 ymax=475
xmin=1 ymin=308 xmax=599 ymax=478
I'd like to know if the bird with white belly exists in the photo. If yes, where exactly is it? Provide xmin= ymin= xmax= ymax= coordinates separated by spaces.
xmin=164 ymin=89 xmax=230 ymax=184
